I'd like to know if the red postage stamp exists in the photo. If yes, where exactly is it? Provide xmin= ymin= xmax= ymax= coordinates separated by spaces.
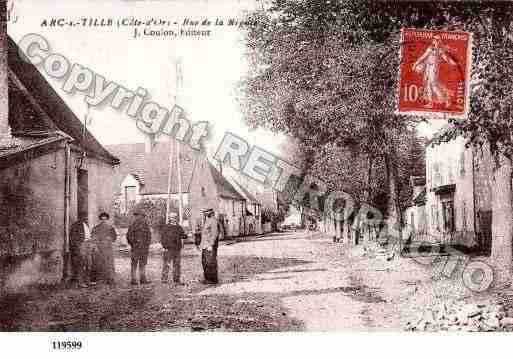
xmin=397 ymin=28 xmax=472 ymax=118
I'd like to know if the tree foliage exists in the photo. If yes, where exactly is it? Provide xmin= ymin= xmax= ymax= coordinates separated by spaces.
xmin=239 ymin=0 xmax=434 ymax=216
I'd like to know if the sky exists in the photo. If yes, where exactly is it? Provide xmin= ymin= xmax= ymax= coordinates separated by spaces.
xmin=7 ymin=0 xmax=443 ymax=159
xmin=7 ymin=0 xmax=285 ymax=156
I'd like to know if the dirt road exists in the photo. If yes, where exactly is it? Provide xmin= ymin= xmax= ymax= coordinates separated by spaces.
xmin=0 ymin=231 xmax=489 ymax=331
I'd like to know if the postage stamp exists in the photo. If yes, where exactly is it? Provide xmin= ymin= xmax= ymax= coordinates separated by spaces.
xmin=397 ymin=28 xmax=473 ymax=119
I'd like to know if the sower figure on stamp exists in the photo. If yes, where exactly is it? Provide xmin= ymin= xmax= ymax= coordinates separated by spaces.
xmin=199 ymin=208 xmax=220 ymax=284
xmin=412 ymin=35 xmax=457 ymax=108
xmin=91 ymin=212 xmax=117 ymax=284
xmin=126 ymin=209 xmax=152 ymax=285
xmin=69 ymin=211 xmax=93 ymax=288
xmin=159 ymin=212 xmax=187 ymax=285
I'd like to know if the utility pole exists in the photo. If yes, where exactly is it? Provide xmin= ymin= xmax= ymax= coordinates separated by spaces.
xmin=175 ymin=57 xmax=184 ymax=225
xmin=165 ymin=137 xmax=174 ymax=224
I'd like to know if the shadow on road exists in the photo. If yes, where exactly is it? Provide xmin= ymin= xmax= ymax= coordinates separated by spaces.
xmin=231 ymin=232 xmax=306 ymax=244
xmin=215 ymin=255 xmax=312 ymax=285
xmin=0 ymin=253 xmax=312 ymax=331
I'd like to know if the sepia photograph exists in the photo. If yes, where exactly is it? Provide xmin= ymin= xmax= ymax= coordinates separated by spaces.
xmin=1 ymin=0 xmax=513 ymax=355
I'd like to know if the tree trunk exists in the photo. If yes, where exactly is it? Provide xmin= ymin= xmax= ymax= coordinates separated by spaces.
xmin=490 ymin=153 xmax=513 ymax=285
xmin=363 ymin=154 xmax=373 ymax=243
xmin=385 ymin=152 xmax=402 ymax=252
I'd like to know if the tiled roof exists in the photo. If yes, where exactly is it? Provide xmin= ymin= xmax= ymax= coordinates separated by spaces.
xmin=230 ymin=177 xmax=260 ymax=204
xmin=8 ymin=36 xmax=118 ymax=165
xmin=8 ymin=73 xmax=57 ymax=134
xmin=208 ymin=164 xmax=245 ymax=201
xmin=0 ymin=132 xmax=70 ymax=169
xmin=106 ymin=140 xmax=199 ymax=195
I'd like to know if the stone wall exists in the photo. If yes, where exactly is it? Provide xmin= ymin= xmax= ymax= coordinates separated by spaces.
xmin=0 ymin=149 xmax=66 ymax=287
xmin=0 ymin=148 xmax=119 ymax=288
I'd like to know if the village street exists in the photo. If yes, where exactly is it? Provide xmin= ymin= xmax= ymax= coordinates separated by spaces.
xmin=3 ymin=230 xmax=510 ymax=332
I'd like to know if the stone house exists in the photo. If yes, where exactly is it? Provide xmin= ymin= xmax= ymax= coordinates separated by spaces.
xmin=404 ymin=176 xmax=427 ymax=236
xmin=189 ymin=153 xmax=247 ymax=238
xmin=229 ymin=177 xmax=263 ymax=235
xmin=405 ymin=134 xmax=494 ymax=252
xmin=0 ymin=36 xmax=119 ymax=286
xmin=109 ymin=141 xmax=249 ymax=237
xmin=106 ymin=140 xmax=195 ymax=219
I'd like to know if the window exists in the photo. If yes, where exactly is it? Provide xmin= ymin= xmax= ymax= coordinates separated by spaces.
xmin=462 ymin=202 xmax=467 ymax=230
xmin=124 ymin=185 xmax=136 ymax=214
xmin=442 ymin=200 xmax=455 ymax=233
xmin=460 ymin=152 xmax=465 ymax=177
xmin=448 ymin=163 xmax=454 ymax=183
xmin=201 ymin=187 xmax=206 ymax=197
xmin=77 ymin=169 xmax=88 ymax=219
xmin=232 ymin=200 xmax=235 ymax=216
xmin=410 ymin=212 xmax=415 ymax=231
xmin=125 ymin=185 xmax=136 ymax=203
xmin=432 ymin=162 xmax=440 ymax=187
xmin=436 ymin=205 xmax=440 ymax=230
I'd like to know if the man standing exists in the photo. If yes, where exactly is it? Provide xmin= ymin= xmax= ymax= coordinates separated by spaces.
xmin=200 ymin=208 xmax=219 ymax=284
xmin=91 ymin=212 xmax=117 ymax=284
xmin=160 ymin=213 xmax=187 ymax=284
xmin=69 ymin=211 xmax=92 ymax=287
xmin=126 ymin=210 xmax=152 ymax=285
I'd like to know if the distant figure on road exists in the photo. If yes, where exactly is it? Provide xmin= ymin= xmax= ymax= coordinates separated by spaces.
xmin=69 ymin=211 xmax=93 ymax=287
xmin=194 ymin=223 xmax=202 ymax=247
xmin=126 ymin=210 xmax=152 ymax=285
xmin=200 ymin=208 xmax=219 ymax=284
xmin=159 ymin=212 xmax=187 ymax=284
xmin=91 ymin=212 xmax=117 ymax=284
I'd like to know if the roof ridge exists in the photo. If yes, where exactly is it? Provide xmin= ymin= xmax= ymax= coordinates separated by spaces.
xmin=230 ymin=176 xmax=259 ymax=203
xmin=8 ymin=35 xmax=118 ymax=165
xmin=208 ymin=162 xmax=245 ymax=201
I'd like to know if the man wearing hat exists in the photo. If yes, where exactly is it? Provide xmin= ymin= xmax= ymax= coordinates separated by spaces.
xmin=159 ymin=212 xmax=188 ymax=284
xmin=69 ymin=211 xmax=92 ymax=287
xmin=91 ymin=212 xmax=117 ymax=284
xmin=126 ymin=209 xmax=152 ymax=285
xmin=200 ymin=208 xmax=219 ymax=284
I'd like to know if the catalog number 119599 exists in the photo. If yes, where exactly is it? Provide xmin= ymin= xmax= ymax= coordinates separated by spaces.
xmin=51 ymin=341 xmax=83 ymax=350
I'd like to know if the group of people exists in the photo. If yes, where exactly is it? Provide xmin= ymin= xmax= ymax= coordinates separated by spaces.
xmin=68 ymin=207 xmax=225 ymax=288
xmin=69 ymin=211 xmax=117 ymax=287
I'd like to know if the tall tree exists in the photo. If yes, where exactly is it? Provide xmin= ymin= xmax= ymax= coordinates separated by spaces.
xmin=239 ymin=0 xmax=416 ymax=232
xmin=240 ymin=1 xmax=513 ymax=276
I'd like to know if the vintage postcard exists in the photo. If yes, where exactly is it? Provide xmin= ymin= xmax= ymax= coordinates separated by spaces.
xmin=1 ymin=0 xmax=513 ymax=356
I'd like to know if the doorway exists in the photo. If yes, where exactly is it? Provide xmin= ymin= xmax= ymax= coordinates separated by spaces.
xmin=77 ymin=169 xmax=88 ymax=219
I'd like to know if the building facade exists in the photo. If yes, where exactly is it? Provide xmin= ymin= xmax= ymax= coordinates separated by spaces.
xmin=406 ymin=134 xmax=495 ymax=252
xmin=1 ymin=36 xmax=119 ymax=287
xmin=189 ymin=154 xmax=246 ymax=238
xmin=229 ymin=177 xmax=262 ymax=235
xmin=107 ymin=141 xmax=193 ymax=220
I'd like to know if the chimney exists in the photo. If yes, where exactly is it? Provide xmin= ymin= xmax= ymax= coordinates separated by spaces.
xmin=0 ymin=6 xmax=11 ymax=145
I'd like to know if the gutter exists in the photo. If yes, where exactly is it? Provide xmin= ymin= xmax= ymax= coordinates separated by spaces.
xmin=62 ymin=141 xmax=72 ymax=281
